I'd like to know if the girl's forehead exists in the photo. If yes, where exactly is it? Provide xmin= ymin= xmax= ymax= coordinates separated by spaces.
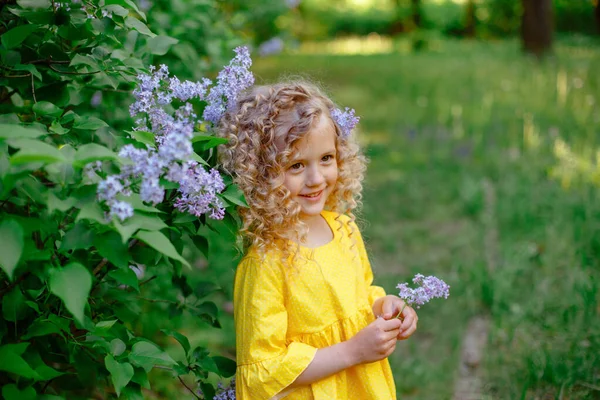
xmin=289 ymin=117 xmax=337 ymax=158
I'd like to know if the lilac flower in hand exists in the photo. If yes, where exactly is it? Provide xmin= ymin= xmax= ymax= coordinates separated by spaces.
xmin=396 ymin=274 xmax=450 ymax=309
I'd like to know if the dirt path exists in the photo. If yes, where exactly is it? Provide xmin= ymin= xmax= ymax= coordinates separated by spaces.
xmin=452 ymin=179 xmax=497 ymax=400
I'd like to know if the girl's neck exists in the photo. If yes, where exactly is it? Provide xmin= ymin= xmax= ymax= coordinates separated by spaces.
xmin=298 ymin=212 xmax=334 ymax=248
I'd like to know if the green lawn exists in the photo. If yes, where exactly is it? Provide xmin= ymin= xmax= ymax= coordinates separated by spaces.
xmin=188 ymin=37 xmax=600 ymax=399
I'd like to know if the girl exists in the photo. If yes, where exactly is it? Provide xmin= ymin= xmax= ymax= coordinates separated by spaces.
xmin=218 ymin=81 xmax=418 ymax=399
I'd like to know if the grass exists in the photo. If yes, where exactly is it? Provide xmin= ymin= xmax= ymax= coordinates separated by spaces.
xmin=189 ymin=37 xmax=600 ymax=399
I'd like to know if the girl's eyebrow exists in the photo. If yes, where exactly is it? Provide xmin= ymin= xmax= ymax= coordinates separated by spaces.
xmin=289 ymin=148 xmax=336 ymax=162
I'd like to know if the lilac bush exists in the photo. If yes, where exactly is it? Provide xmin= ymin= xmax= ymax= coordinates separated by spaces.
xmin=396 ymin=274 xmax=450 ymax=309
xmin=96 ymin=47 xmax=255 ymax=221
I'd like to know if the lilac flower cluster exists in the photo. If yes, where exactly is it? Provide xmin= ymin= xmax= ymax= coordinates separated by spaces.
xmin=258 ymin=37 xmax=284 ymax=57
xmin=203 ymin=46 xmax=255 ymax=124
xmin=214 ymin=378 xmax=236 ymax=400
xmin=331 ymin=107 xmax=360 ymax=139
xmin=396 ymin=274 xmax=450 ymax=309
xmin=97 ymin=47 xmax=254 ymax=221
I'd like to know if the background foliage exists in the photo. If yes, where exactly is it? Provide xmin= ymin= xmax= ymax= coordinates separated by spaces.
xmin=0 ymin=0 xmax=257 ymax=398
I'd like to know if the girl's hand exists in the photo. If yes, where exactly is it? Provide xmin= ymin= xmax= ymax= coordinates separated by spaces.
xmin=347 ymin=317 xmax=402 ymax=365
xmin=395 ymin=302 xmax=418 ymax=340
xmin=375 ymin=295 xmax=419 ymax=340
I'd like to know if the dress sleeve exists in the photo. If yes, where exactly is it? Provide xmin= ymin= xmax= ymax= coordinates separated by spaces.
xmin=351 ymin=221 xmax=387 ymax=306
xmin=234 ymin=256 xmax=318 ymax=400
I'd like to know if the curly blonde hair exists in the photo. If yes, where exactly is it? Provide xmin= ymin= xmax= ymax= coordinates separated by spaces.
xmin=217 ymin=80 xmax=366 ymax=257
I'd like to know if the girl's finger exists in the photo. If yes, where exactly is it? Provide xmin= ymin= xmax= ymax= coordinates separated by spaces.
xmin=381 ymin=317 xmax=402 ymax=331
xmin=382 ymin=300 xmax=394 ymax=319
xmin=399 ymin=321 xmax=418 ymax=339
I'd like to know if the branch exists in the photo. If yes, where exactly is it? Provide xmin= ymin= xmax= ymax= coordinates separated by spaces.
xmin=0 ymin=272 xmax=31 ymax=299
xmin=27 ymin=59 xmax=70 ymax=65
xmin=178 ymin=376 xmax=202 ymax=400
xmin=49 ymin=64 xmax=101 ymax=75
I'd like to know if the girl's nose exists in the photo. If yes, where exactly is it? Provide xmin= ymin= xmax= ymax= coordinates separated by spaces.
xmin=306 ymin=165 xmax=325 ymax=187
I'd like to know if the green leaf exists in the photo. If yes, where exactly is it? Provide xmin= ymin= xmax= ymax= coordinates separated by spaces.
xmin=95 ymin=231 xmax=129 ymax=268
xmin=74 ymin=143 xmax=118 ymax=167
xmin=47 ymin=193 xmax=77 ymax=213
xmin=32 ymin=101 xmax=62 ymax=117
xmin=125 ymin=16 xmax=155 ymax=37
xmin=103 ymin=4 xmax=129 ymax=17
xmin=70 ymin=54 xmax=100 ymax=69
xmin=213 ymin=356 xmax=236 ymax=378
xmin=161 ymin=329 xmax=190 ymax=355
xmin=105 ymin=355 xmax=134 ymax=397
xmin=49 ymin=263 xmax=92 ymax=325
xmin=49 ymin=120 xmax=69 ymax=135
xmin=128 ymin=341 xmax=175 ymax=372
xmin=0 ymin=219 xmax=24 ymax=280
xmin=134 ymin=230 xmax=190 ymax=268
xmin=191 ymin=235 xmax=209 ymax=258
xmin=1 ymin=24 xmax=39 ymax=50
xmin=126 ymin=130 xmax=155 ymax=147
xmin=221 ymin=184 xmax=248 ymax=207
xmin=0 ymin=124 xmax=45 ymax=139
xmin=2 ymin=384 xmax=36 ymax=400
xmin=2 ymin=287 xmax=28 ymax=321
xmin=0 ymin=343 xmax=40 ymax=380
xmin=195 ymin=281 xmax=220 ymax=299
xmin=95 ymin=319 xmax=118 ymax=334
xmin=199 ymin=382 xmax=216 ymax=400
xmin=108 ymin=268 xmax=139 ymax=292
xmin=17 ymin=0 xmax=51 ymax=9
xmin=76 ymin=201 xmax=109 ymax=225
xmin=14 ymin=63 xmax=41 ymax=80
xmin=60 ymin=222 xmax=95 ymax=251
xmin=147 ymin=35 xmax=178 ymax=55
xmin=22 ymin=319 xmax=63 ymax=340
xmin=200 ymin=355 xmax=220 ymax=375
xmin=131 ymin=367 xmax=150 ymax=389
xmin=8 ymin=139 xmax=65 ymax=165
xmin=112 ymin=212 xmax=168 ymax=243
xmin=73 ymin=116 xmax=108 ymax=130
xmin=110 ymin=338 xmax=126 ymax=357
xmin=191 ymin=134 xmax=228 ymax=147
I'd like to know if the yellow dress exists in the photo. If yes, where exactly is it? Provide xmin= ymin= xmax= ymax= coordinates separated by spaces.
xmin=234 ymin=211 xmax=397 ymax=399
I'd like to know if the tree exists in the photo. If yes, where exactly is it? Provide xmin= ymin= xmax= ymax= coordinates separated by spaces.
xmin=521 ymin=0 xmax=553 ymax=57
xmin=411 ymin=0 xmax=422 ymax=29
xmin=464 ymin=0 xmax=477 ymax=37
xmin=596 ymin=0 xmax=600 ymax=34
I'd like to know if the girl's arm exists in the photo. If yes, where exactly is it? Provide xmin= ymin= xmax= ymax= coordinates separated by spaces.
xmin=286 ymin=316 xmax=402 ymax=389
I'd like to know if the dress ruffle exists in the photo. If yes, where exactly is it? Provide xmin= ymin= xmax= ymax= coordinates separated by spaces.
xmin=237 ymin=342 xmax=317 ymax=399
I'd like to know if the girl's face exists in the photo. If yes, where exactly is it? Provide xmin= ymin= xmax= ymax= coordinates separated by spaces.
xmin=283 ymin=114 xmax=338 ymax=222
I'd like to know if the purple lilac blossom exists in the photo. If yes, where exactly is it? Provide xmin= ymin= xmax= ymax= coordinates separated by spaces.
xmin=331 ymin=107 xmax=360 ymax=139
xmin=109 ymin=200 xmax=134 ymax=222
xmin=258 ymin=37 xmax=284 ymax=57
xmin=174 ymin=163 xmax=226 ymax=219
xmin=285 ymin=0 xmax=301 ymax=8
xmin=214 ymin=378 xmax=236 ymax=400
xmin=97 ymin=48 xmax=249 ymax=222
xmin=203 ymin=46 xmax=255 ymax=124
xmin=396 ymin=274 xmax=450 ymax=308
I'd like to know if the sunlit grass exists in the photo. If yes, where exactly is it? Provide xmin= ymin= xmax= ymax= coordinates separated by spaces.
xmin=251 ymin=38 xmax=600 ymax=399
xmin=180 ymin=38 xmax=600 ymax=399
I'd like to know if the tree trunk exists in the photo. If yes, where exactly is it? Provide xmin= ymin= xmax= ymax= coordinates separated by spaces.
xmin=521 ymin=0 xmax=553 ymax=57
xmin=464 ymin=0 xmax=476 ymax=38
xmin=411 ymin=0 xmax=422 ymax=29
xmin=595 ymin=0 xmax=600 ymax=34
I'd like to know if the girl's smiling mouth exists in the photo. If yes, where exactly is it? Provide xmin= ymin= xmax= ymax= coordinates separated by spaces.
xmin=299 ymin=189 xmax=324 ymax=199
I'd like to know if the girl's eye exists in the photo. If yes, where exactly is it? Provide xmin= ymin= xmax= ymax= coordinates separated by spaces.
xmin=290 ymin=162 xmax=303 ymax=170
xmin=322 ymin=155 xmax=334 ymax=162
